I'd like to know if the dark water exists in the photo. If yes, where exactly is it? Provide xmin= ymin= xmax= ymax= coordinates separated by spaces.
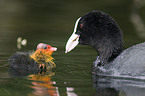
xmin=1 ymin=0 xmax=145 ymax=96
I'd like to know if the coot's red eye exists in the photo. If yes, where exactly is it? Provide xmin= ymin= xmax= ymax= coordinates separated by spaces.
xmin=80 ymin=24 xmax=83 ymax=28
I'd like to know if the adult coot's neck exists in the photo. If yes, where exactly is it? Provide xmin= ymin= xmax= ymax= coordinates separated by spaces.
xmin=87 ymin=11 xmax=124 ymax=64
xmin=94 ymin=30 xmax=124 ymax=65
xmin=79 ymin=11 xmax=124 ymax=64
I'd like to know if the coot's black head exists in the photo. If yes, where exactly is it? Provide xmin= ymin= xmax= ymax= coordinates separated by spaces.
xmin=65 ymin=10 xmax=124 ymax=64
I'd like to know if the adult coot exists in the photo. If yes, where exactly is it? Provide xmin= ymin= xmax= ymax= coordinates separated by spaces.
xmin=9 ymin=43 xmax=57 ymax=76
xmin=65 ymin=10 xmax=145 ymax=77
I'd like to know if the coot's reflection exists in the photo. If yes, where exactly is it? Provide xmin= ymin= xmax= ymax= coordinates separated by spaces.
xmin=92 ymin=74 xmax=145 ymax=96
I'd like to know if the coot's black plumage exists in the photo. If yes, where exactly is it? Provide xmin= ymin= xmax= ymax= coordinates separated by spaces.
xmin=65 ymin=10 xmax=145 ymax=76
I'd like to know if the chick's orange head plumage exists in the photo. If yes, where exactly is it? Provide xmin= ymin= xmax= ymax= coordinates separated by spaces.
xmin=30 ymin=43 xmax=57 ymax=67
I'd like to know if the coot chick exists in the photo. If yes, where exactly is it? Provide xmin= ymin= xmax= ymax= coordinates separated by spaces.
xmin=65 ymin=10 xmax=145 ymax=76
xmin=9 ymin=43 xmax=57 ymax=73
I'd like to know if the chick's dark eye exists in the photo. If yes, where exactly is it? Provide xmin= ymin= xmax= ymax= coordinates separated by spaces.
xmin=80 ymin=24 xmax=83 ymax=28
xmin=44 ymin=46 xmax=47 ymax=49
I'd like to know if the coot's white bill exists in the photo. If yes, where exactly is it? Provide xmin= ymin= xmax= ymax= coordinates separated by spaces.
xmin=65 ymin=17 xmax=81 ymax=53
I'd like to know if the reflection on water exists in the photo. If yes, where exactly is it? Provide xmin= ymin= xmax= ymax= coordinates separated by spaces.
xmin=28 ymin=71 xmax=59 ymax=96
xmin=9 ymin=66 xmax=78 ymax=96
xmin=28 ymin=73 xmax=78 ymax=96
xmin=92 ymin=74 xmax=145 ymax=96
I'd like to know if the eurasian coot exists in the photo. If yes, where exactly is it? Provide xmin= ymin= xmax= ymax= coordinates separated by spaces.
xmin=65 ymin=10 xmax=145 ymax=76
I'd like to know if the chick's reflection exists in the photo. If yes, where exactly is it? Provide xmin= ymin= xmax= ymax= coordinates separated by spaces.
xmin=28 ymin=72 xmax=58 ymax=96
